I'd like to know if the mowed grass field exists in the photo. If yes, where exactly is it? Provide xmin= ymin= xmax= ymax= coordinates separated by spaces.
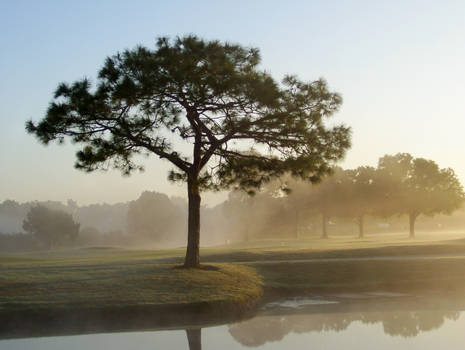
xmin=0 ymin=254 xmax=263 ymax=312
xmin=3 ymin=231 xmax=465 ymax=313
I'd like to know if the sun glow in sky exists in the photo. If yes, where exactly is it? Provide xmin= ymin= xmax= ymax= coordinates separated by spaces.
xmin=1 ymin=0 xmax=464 ymax=206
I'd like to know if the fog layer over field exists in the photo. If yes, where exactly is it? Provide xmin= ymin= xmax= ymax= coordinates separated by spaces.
xmin=2 ymin=187 xmax=465 ymax=252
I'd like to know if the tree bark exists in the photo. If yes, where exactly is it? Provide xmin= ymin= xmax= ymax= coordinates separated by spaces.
xmin=409 ymin=213 xmax=418 ymax=238
xmin=184 ymin=177 xmax=201 ymax=268
xmin=321 ymin=213 xmax=328 ymax=239
xmin=186 ymin=328 xmax=202 ymax=350
xmin=358 ymin=215 xmax=364 ymax=238
xmin=244 ymin=200 xmax=251 ymax=241
xmin=294 ymin=208 xmax=299 ymax=239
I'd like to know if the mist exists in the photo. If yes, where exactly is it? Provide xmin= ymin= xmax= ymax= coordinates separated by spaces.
xmin=2 ymin=153 xmax=465 ymax=253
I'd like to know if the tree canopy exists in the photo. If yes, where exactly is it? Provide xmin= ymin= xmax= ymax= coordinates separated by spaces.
xmin=22 ymin=205 xmax=80 ymax=248
xmin=127 ymin=191 xmax=185 ymax=245
xmin=305 ymin=167 xmax=349 ymax=238
xmin=26 ymin=35 xmax=351 ymax=266
xmin=376 ymin=153 xmax=464 ymax=237
xmin=278 ymin=154 xmax=464 ymax=239
xmin=343 ymin=166 xmax=380 ymax=237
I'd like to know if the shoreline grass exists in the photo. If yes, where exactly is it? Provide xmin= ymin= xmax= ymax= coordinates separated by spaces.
xmin=0 ymin=262 xmax=263 ymax=312
xmin=3 ymin=233 xmax=465 ymax=337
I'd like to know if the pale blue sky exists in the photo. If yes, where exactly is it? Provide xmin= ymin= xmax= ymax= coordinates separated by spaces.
xmin=1 ymin=0 xmax=464 ymax=205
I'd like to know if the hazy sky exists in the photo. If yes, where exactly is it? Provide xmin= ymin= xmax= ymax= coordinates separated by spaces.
xmin=1 ymin=0 xmax=464 ymax=206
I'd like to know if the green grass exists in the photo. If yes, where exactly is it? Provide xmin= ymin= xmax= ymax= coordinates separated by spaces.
xmin=0 ymin=259 xmax=263 ymax=312
xmin=3 ymin=231 xmax=465 ymax=315
xmin=251 ymin=257 xmax=465 ymax=293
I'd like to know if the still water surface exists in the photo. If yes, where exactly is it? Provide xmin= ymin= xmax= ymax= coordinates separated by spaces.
xmin=2 ymin=296 xmax=465 ymax=349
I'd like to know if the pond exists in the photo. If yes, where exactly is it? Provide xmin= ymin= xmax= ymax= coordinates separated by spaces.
xmin=2 ymin=293 xmax=465 ymax=349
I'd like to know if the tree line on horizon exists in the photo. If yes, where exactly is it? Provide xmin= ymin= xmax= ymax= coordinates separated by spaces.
xmin=289 ymin=153 xmax=464 ymax=238
xmin=0 ymin=152 xmax=464 ymax=251
xmin=0 ymin=192 xmax=223 ymax=251
xmin=224 ymin=152 xmax=464 ymax=240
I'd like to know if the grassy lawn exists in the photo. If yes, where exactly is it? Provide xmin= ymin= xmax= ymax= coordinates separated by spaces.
xmin=3 ymin=231 xmax=465 ymax=315
xmin=200 ymin=231 xmax=465 ymax=262
xmin=252 ymin=257 xmax=465 ymax=293
xmin=0 ymin=251 xmax=263 ymax=313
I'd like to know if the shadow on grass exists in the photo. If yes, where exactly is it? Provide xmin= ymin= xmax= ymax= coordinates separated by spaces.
xmin=173 ymin=264 xmax=220 ymax=271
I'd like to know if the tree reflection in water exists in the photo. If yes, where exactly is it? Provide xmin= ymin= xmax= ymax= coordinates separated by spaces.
xmin=186 ymin=328 xmax=202 ymax=350
xmin=228 ymin=310 xmax=460 ymax=347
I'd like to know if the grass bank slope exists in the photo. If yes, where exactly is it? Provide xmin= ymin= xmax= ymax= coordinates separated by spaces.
xmin=3 ymin=233 xmax=465 ymax=336
xmin=0 ymin=253 xmax=263 ymax=337
xmin=252 ymin=257 xmax=465 ymax=296
xmin=0 ymin=259 xmax=262 ymax=312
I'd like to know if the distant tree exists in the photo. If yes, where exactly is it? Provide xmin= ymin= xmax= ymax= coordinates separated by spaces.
xmin=77 ymin=226 xmax=101 ymax=246
xmin=127 ymin=191 xmax=184 ymax=244
xmin=307 ymin=168 xmax=349 ymax=238
xmin=26 ymin=35 xmax=350 ymax=267
xmin=0 ymin=200 xmax=31 ymax=233
xmin=223 ymin=188 xmax=286 ymax=241
xmin=344 ymin=166 xmax=380 ymax=238
xmin=375 ymin=153 xmax=413 ymax=218
xmin=377 ymin=153 xmax=465 ymax=237
xmin=76 ymin=202 xmax=128 ymax=234
xmin=272 ymin=175 xmax=314 ymax=238
xmin=223 ymin=190 xmax=255 ymax=241
xmin=22 ymin=205 xmax=80 ymax=248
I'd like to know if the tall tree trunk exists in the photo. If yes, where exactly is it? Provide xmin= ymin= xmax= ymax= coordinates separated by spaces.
xmin=184 ymin=177 xmax=201 ymax=268
xmin=358 ymin=215 xmax=364 ymax=238
xmin=409 ymin=213 xmax=418 ymax=238
xmin=294 ymin=208 xmax=299 ymax=239
xmin=244 ymin=200 xmax=250 ymax=241
xmin=321 ymin=213 xmax=328 ymax=239
xmin=186 ymin=328 xmax=202 ymax=350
